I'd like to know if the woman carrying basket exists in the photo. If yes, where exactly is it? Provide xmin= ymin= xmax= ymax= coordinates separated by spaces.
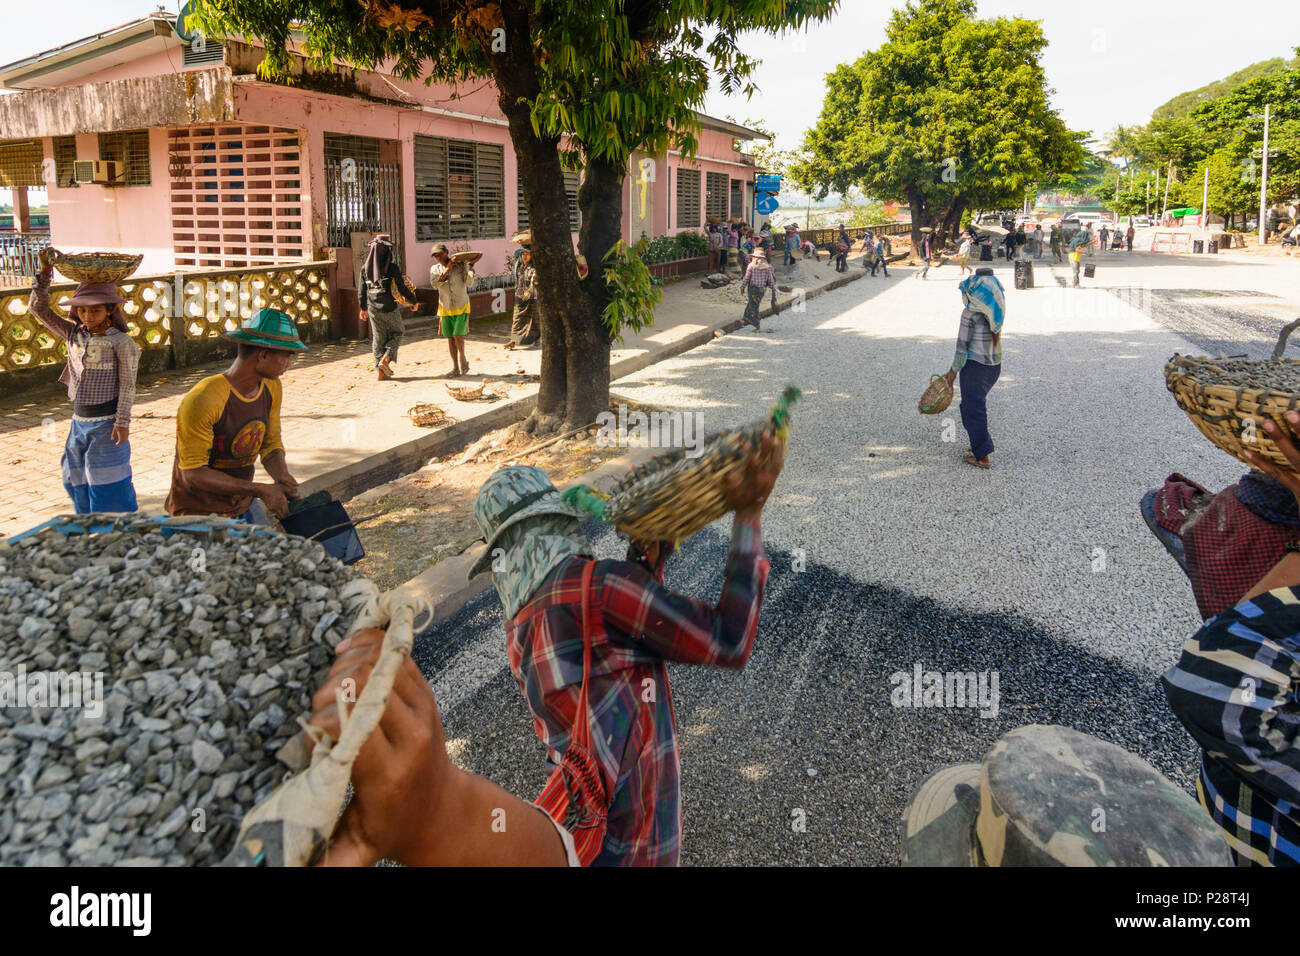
xmin=28 ymin=249 xmax=140 ymax=513
xmin=941 ymin=267 xmax=1005 ymax=469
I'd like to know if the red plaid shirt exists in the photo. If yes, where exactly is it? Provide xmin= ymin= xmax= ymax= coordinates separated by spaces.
xmin=505 ymin=517 xmax=768 ymax=866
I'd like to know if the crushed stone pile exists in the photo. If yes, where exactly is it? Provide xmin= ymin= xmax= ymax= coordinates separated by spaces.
xmin=0 ymin=518 xmax=373 ymax=865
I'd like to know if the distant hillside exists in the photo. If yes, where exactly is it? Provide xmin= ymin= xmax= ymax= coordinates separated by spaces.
xmin=1151 ymin=56 xmax=1297 ymax=120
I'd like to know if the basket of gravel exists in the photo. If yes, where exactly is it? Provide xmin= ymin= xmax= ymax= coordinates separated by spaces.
xmin=562 ymin=386 xmax=798 ymax=543
xmin=0 ymin=512 xmax=417 ymax=866
xmin=1166 ymin=317 xmax=1300 ymax=471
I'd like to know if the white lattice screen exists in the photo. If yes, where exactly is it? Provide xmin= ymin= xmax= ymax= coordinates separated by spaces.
xmin=168 ymin=125 xmax=306 ymax=268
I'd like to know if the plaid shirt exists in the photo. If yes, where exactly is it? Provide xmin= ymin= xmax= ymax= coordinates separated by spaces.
xmin=505 ymin=517 xmax=769 ymax=866
xmin=1162 ymin=587 xmax=1300 ymax=865
xmin=951 ymin=307 xmax=1002 ymax=372
xmin=742 ymin=260 xmax=775 ymax=292
xmin=29 ymin=273 xmax=139 ymax=428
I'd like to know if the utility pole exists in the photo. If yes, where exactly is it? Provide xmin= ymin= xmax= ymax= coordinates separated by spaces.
xmin=1201 ymin=165 xmax=1210 ymax=236
xmin=1170 ymin=162 xmax=1180 ymax=226
xmin=1146 ymin=178 xmax=1150 ymax=216
xmin=1258 ymin=103 xmax=1271 ymax=245
xmin=1153 ymin=168 xmax=1160 ymax=219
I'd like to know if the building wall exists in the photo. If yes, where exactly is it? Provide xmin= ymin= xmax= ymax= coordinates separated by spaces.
xmin=30 ymin=41 xmax=760 ymax=277
xmin=43 ymin=128 xmax=177 ymax=274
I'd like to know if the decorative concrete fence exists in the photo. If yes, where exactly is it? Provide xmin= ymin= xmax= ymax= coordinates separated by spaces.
xmin=0 ymin=260 xmax=331 ymax=398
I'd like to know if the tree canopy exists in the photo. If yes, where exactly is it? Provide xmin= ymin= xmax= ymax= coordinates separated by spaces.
xmin=1094 ymin=51 xmax=1300 ymax=227
xmin=791 ymin=0 xmax=1085 ymax=247
xmin=193 ymin=0 xmax=839 ymax=431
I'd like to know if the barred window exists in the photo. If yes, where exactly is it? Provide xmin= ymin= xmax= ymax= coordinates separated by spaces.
xmin=517 ymin=168 xmax=582 ymax=233
xmin=730 ymin=178 xmax=743 ymax=219
xmin=54 ymin=136 xmax=78 ymax=188
xmin=415 ymin=135 xmax=505 ymax=241
xmin=324 ymin=133 xmax=382 ymax=167
xmin=676 ymin=167 xmax=700 ymax=228
xmin=97 ymin=130 xmax=150 ymax=185
xmin=705 ymin=171 xmax=728 ymax=221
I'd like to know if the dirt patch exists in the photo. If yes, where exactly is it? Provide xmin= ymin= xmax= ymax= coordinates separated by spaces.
xmin=344 ymin=397 xmax=663 ymax=592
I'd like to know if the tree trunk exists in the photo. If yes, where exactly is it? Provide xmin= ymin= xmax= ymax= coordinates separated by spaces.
xmin=490 ymin=9 xmax=585 ymax=433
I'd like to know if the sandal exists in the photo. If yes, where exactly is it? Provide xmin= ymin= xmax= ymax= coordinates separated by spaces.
xmin=963 ymin=454 xmax=991 ymax=469
xmin=444 ymin=367 xmax=462 ymax=378
xmin=376 ymin=367 xmax=393 ymax=381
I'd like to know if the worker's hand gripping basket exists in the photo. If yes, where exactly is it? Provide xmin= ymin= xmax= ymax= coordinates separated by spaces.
xmin=562 ymin=386 xmax=799 ymax=543
xmin=1166 ymin=317 xmax=1300 ymax=472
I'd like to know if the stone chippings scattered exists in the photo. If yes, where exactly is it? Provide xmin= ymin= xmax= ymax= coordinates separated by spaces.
xmin=0 ymin=527 xmax=374 ymax=866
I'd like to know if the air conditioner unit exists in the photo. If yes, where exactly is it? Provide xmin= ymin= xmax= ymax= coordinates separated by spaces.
xmin=73 ymin=160 xmax=126 ymax=186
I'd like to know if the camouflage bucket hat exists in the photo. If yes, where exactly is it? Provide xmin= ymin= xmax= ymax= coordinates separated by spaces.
xmin=902 ymin=724 xmax=1232 ymax=867
xmin=467 ymin=465 xmax=587 ymax=579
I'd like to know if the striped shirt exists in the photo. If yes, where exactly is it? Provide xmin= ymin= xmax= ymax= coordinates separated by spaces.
xmin=28 ymin=273 xmax=139 ymax=428
xmin=951 ymin=307 xmax=1002 ymax=371
xmin=1162 ymin=586 xmax=1300 ymax=865
xmin=506 ymin=517 xmax=769 ymax=866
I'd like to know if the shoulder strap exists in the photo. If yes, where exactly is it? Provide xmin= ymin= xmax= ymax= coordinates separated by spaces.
xmin=571 ymin=559 xmax=596 ymax=751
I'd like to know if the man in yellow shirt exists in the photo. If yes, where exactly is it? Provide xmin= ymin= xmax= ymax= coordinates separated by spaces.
xmin=166 ymin=309 xmax=306 ymax=524
xmin=429 ymin=242 xmax=474 ymax=378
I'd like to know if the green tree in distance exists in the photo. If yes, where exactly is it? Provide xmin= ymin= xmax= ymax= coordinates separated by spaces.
xmin=193 ymin=0 xmax=838 ymax=433
xmin=792 ymin=0 xmax=1084 ymax=255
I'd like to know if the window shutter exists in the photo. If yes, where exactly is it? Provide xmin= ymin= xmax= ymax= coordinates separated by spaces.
xmin=676 ymin=168 xmax=700 ymax=228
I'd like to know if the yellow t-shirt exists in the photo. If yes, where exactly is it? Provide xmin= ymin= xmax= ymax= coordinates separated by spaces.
xmin=167 ymin=374 xmax=283 ymax=516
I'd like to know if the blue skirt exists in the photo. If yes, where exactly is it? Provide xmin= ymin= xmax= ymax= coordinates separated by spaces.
xmin=62 ymin=416 xmax=137 ymax=514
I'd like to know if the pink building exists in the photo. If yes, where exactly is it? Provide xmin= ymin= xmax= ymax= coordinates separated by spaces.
xmin=0 ymin=12 xmax=766 ymax=327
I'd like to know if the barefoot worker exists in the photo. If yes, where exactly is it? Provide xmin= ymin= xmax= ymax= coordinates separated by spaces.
xmin=358 ymin=234 xmax=418 ymax=381
xmin=166 ymin=309 xmax=305 ymax=525
xmin=465 ymin=434 xmax=783 ymax=865
xmin=430 ymin=243 xmax=474 ymax=377
xmin=941 ymin=267 xmax=1005 ymax=470
xmin=28 ymin=249 xmax=141 ymax=513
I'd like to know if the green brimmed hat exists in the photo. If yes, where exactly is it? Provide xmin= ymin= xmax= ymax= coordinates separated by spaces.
xmin=224 ymin=308 xmax=307 ymax=352
xmin=901 ymin=724 xmax=1231 ymax=867
xmin=467 ymin=465 xmax=587 ymax=579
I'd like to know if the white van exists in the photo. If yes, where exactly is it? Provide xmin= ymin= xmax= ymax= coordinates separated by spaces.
xmin=1064 ymin=212 xmax=1107 ymax=228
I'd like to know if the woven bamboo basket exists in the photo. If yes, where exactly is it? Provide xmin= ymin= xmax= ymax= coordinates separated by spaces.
xmin=406 ymin=403 xmax=448 ymax=427
xmin=563 ymin=386 xmax=799 ymax=543
xmin=450 ymin=250 xmax=483 ymax=265
xmin=1165 ymin=317 xmax=1300 ymax=471
xmin=47 ymin=248 xmax=143 ymax=284
xmin=918 ymin=374 xmax=954 ymax=415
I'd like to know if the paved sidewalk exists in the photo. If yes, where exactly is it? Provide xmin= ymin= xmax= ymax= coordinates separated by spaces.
xmin=0 ymin=258 xmax=864 ymax=534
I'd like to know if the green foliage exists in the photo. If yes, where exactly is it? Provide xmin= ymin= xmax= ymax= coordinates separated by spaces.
xmin=673 ymin=231 xmax=709 ymax=258
xmin=1152 ymin=56 xmax=1297 ymax=121
xmin=602 ymin=239 xmax=662 ymax=343
xmin=1103 ymin=47 xmax=1300 ymax=218
xmin=844 ymin=200 xmax=892 ymax=227
xmin=793 ymin=0 xmax=1084 ymax=234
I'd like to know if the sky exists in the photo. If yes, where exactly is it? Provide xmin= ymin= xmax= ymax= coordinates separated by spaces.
xmin=3 ymin=0 xmax=1299 ymax=206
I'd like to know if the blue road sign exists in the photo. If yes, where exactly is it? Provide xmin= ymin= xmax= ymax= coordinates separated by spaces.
xmin=756 ymin=194 xmax=780 ymax=216
xmin=755 ymin=173 xmax=782 ymax=194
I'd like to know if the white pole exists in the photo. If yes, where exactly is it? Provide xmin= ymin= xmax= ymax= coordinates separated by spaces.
xmin=1153 ymin=169 xmax=1160 ymax=218
xmin=1259 ymin=103 xmax=1271 ymax=245
xmin=1201 ymin=165 xmax=1210 ymax=236
xmin=1170 ymin=163 xmax=1180 ymax=225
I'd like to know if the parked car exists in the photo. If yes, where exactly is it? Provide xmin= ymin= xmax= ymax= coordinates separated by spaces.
xmin=1132 ymin=216 xmax=1152 ymax=228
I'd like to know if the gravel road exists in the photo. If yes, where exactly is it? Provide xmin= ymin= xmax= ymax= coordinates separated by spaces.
xmin=412 ymin=253 xmax=1300 ymax=865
